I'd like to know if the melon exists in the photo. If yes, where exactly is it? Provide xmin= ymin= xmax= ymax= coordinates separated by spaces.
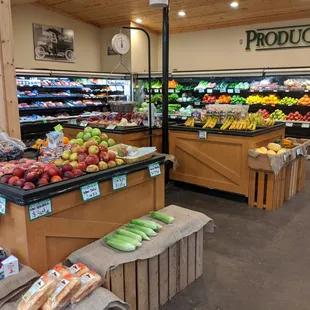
xmin=255 ymin=148 xmax=265 ymax=154
xmin=267 ymin=150 xmax=276 ymax=155
xmin=267 ymin=143 xmax=281 ymax=152
xmin=259 ymin=147 xmax=268 ymax=154
xmin=277 ymin=149 xmax=287 ymax=155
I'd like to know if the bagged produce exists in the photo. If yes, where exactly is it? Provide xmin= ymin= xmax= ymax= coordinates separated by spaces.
xmin=0 ymin=131 xmax=25 ymax=161
xmin=67 ymin=263 xmax=89 ymax=278
xmin=17 ymin=273 xmax=58 ymax=310
xmin=70 ymin=271 xmax=102 ymax=305
xmin=42 ymin=274 xmax=80 ymax=310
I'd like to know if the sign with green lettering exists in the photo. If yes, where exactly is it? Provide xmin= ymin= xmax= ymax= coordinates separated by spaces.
xmin=246 ymin=24 xmax=310 ymax=51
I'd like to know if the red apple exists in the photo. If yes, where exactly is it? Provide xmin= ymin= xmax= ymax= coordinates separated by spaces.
xmin=77 ymin=162 xmax=87 ymax=171
xmin=69 ymin=161 xmax=78 ymax=169
xmin=98 ymin=145 xmax=108 ymax=153
xmin=15 ymin=178 xmax=26 ymax=188
xmin=107 ymin=160 xmax=117 ymax=168
xmin=63 ymin=171 xmax=74 ymax=179
xmin=62 ymin=164 xmax=73 ymax=172
xmin=12 ymin=167 xmax=24 ymax=178
xmin=77 ymin=153 xmax=87 ymax=163
xmin=102 ymin=152 xmax=110 ymax=163
xmin=41 ymin=172 xmax=50 ymax=181
xmin=70 ymin=144 xmax=80 ymax=153
xmin=23 ymin=182 xmax=36 ymax=190
xmin=73 ymin=169 xmax=84 ymax=177
xmin=98 ymin=161 xmax=108 ymax=170
xmin=88 ymin=145 xmax=99 ymax=155
xmin=86 ymin=165 xmax=99 ymax=173
xmin=85 ymin=138 xmax=98 ymax=149
xmin=1 ymin=174 xmax=12 ymax=183
xmin=108 ymin=151 xmax=116 ymax=161
xmin=47 ymin=168 xmax=59 ymax=177
xmin=37 ymin=178 xmax=49 ymax=186
xmin=25 ymin=172 xmax=39 ymax=183
xmin=78 ymin=146 xmax=87 ymax=154
xmin=8 ymin=176 xmax=19 ymax=186
xmin=86 ymin=154 xmax=99 ymax=165
xmin=51 ymin=175 xmax=62 ymax=183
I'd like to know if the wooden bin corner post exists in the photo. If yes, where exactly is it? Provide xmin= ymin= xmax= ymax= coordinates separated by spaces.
xmin=0 ymin=0 xmax=21 ymax=139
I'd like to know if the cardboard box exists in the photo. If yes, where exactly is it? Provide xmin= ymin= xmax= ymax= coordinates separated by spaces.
xmin=2 ymin=255 xmax=19 ymax=278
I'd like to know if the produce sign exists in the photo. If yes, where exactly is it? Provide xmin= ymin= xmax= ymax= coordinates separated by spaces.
xmin=80 ymin=182 xmax=101 ymax=201
xmin=246 ymin=25 xmax=310 ymax=51
xmin=0 ymin=197 xmax=6 ymax=215
xmin=148 ymin=162 xmax=161 ymax=177
xmin=28 ymin=199 xmax=52 ymax=221
xmin=112 ymin=175 xmax=127 ymax=191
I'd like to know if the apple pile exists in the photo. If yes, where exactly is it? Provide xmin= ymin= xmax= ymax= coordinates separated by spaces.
xmin=286 ymin=111 xmax=303 ymax=121
xmin=0 ymin=158 xmax=84 ymax=190
xmin=69 ymin=127 xmax=116 ymax=148
xmin=258 ymin=109 xmax=270 ymax=119
xmin=56 ymin=137 xmax=125 ymax=173
xmin=301 ymin=112 xmax=310 ymax=121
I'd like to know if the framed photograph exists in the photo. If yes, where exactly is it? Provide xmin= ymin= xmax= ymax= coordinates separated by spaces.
xmin=33 ymin=23 xmax=75 ymax=63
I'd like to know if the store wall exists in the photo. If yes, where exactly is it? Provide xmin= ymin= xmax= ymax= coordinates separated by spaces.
xmin=159 ymin=18 xmax=310 ymax=71
xmin=100 ymin=26 xmax=131 ymax=73
xmin=12 ymin=4 xmax=102 ymax=71
xmin=130 ymin=23 xmax=159 ymax=72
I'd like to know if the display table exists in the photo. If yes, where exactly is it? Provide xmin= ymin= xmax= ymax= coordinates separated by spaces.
xmin=0 ymin=155 xmax=165 ymax=274
xmin=63 ymin=124 xmax=163 ymax=153
xmin=169 ymin=124 xmax=285 ymax=196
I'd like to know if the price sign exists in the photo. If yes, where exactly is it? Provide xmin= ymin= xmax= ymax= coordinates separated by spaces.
xmin=181 ymin=116 xmax=187 ymax=120
xmin=42 ymin=118 xmax=47 ymax=124
xmin=235 ymin=89 xmax=240 ymax=94
xmin=286 ymin=122 xmax=293 ymax=127
xmin=0 ymin=197 xmax=6 ymax=215
xmin=148 ymin=162 xmax=161 ymax=178
xmin=259 ymin=90 xmax=263 ymax=92
xmin=283 ymin=153 xmax=287 ymax=161
xmin=168 ymin=89 xmax=174 ymax=93
xmin=80 ymin=182 xmax=101 ymax=202
xmin=54 ymin=124 xmax=63 ymax=132
xmin=170 ymin=116 xmax=177 ymax=119
xmin=302 ymin=123 xmax=310 ymax=128
xmin=305 ymin=90 xmax=309 ymax=93
xmin=160 ymin=89 xmax=162 ymax=93
xmin=106 ymin=124 xmax=116 ymax=130
xmin=273 ymin=90 xmax=278 ymax=92
xmin=227 ymin=89 xmax=234 ymax=94
xmin=28 ymin=199 xmax=52 ymax=221
xmin=194 ymin=102 xmax=201 ymax=106
xmin=198 ymin=131 xmax=207 ymax=139
xmin=80 ymin=121 xmax=88 ymax=127
xmin=176 ymin=90 xmax=180 ymax=93
xmin=154 ymin=89 xmax=159 ymax=93
xmin=285 ymin=90 xmax=289 ymax=92
xmin=296 ymin=148 xmax=301 ymax=156
xmin=112 ymin=175 xmax=127 ymax=191
xmin=70 ymin=119 xmax=77 ymax=125
xmin=207 ymin=89 xmax=213 ymax=94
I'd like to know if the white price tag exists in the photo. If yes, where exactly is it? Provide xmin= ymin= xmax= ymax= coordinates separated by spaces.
xmin=28 ymin=199 xmax=52 ymax=221
xmin=227 ymin=89 xmax=234 ymax=94
xmin=148 ymin=162 xmax=161 ymax=178
xmin=259 ymin=90 xmax=263 ymax=92
xmin=112 ymin=175 xmax=127 ymax=191
xmin=181 ymin=116 xmax=187 ymax=120
xmin=168 ymin=89 xmax=174 ymax=93
xmin=198 ymin=131 xmax=207 ymax=139
xmin=283 ymin=153 xmax=287 ymax=161
xmin=305 ymin=90 xmax=309 ymax=93
xmin=0 ymin=197 xmax=6 ymax=215
xmin=296 ymin=148 xmax=301 ymax=156
xmin=194 ymin=102 xmax=201 ymax=106
xmin=273 ymin=90 xmax=278 ymax=92
xmin=286 ymin=122 xmax=293 ymax=127
xmin=106 ymin=124 xmax=116 ymax=130
xmin=154 ymin=89 xmax=159 ymax=93
xmin=235 ymin=89 xmax=240 ymax=94
xmin=80 ymin=121 xmax=88 ymax=127
xmin=80 ymin=182 xmax=101 ymax=202
xmin=285 ymin=90 xmax=289 ymax=92
xmin=302 ymin=123 xmax=310 ymax=128
xmin=170 ymin=116 xmax=177 ymax=119
xmin=206 ymin=89 xmax=212 ymax=94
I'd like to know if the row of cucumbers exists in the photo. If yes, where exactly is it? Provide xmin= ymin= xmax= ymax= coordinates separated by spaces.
xmin=104 ymin=211 xmax=174 ymax=252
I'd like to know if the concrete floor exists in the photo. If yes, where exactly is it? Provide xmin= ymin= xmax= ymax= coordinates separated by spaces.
xmin=162 ymin=166 xmax=310 ymax=310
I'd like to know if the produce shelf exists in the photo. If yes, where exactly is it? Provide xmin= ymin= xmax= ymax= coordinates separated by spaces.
xmin=0 ymin=155 xmax=165 ymax=206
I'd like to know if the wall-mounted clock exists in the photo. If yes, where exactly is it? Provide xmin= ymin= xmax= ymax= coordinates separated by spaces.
xmin=111 ymin=33 xmax=130 ymax=55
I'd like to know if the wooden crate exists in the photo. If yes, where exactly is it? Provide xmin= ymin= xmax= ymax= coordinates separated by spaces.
xmin=248 ymin=167 xmax=286 ymax=211
xmin=104 ymin=229 xmax=204 ymax=310
xmin=284 ymin=158 xmax=300 ymax=200
xmin=297 ymin=156 xmax=307 ymax=193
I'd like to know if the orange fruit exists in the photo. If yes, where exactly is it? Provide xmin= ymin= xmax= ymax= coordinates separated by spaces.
xmin=63 ymin=137 xmax=70 ymax=144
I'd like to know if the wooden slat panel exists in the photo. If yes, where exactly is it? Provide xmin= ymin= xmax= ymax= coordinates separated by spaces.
xmin=159 ymin=249 xmax=169 ymax=307
xmin=187 ymin=234 xmax=196 ymax=285
xmin=265 ymin=172 xmax=275 ymax=211
xmin=179 ymin=238 xmax=188 ymax=291
xmin=137 ymin=260 xmax=149 ymax=310
xmin=124 ymin=262 xmax=137 ymax=310
xmin=104 ymin=269 xmax=111 ymax=290
xmin=256 ymin=172 xmax=265 ymax=209
xmin=111 ymin=265 xmax=125 ymax=300
xmin=169 ymin=243 xmax=177 ymax=300
xmin=248 ymin=170 xmax=256 ymax=207
xmin=195 ymin=229 xmax=203 ymax=279
xmin=149 ymin=256 xmax=159 ymax=310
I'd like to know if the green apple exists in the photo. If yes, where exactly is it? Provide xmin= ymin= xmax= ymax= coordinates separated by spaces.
xmin=108 ymin=138 xmax=116 ymax=147
xmin=100 ymin=141 xmax=108 ymax=148
xmin=91 ymin=128 xmax=101 ymax=137
xmin=84 ymin=127 xmax=93 ymax=134
xmin=75 ymin=138 xmax=84 ymax=146
xmin=83 ymin=133 xmax=92 ymax=141
xmin=76 ymin=132 xmax=84 ymax=140
xmin=70 ymin=139 xmax=76 ymax=145
xmin=93 ymin=136 xmax=101 ymax=144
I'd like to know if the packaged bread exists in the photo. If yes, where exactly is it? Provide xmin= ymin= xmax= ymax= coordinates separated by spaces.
xmin=70 ymin=270 xmax=102 ymax=305
xmin=17 ymin=273 xmax=58 ymax=310
xmin=42 ymin=274 xmax=81 ymax=310
xmin=67 ymin=263 xmax=89 ymax=278
xmin=48 ymin=263 xmax=71 ymax=279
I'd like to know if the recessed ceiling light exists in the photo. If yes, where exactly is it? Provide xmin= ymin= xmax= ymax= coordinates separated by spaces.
xmin=135 ymin=18 xmax=142 ymax=24
xmin=230 ymin=1 xmax=238 ymax=8
xmin=178 ymin=11 xmax=186 ymax=17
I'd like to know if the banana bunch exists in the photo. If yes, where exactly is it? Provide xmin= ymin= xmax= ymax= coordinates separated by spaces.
xmin=201 ymin=114 xmax=208 ymax=123
xmin=262 ymin=118 xmax=275 ymax=127
xmin=184 ymin=117 xmax=195 ymax=127
xmin=220 ymin=116 xmax=234 ymax=130
xmin=203 ymin=116 xmax=218 ymax=129
xmin=229 ymin=119 xmax=248 ymax=130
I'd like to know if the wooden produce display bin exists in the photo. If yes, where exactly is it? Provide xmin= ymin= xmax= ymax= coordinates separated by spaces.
xmin=64 ymin=124 xmax=163 ymax=152
xmin=104 ymin=229 xmax=203 ymax=310
xmin=0 ymin=155 xmax=165 ymax=274
xmin=169 ymin=123 xmax=285 ymax=197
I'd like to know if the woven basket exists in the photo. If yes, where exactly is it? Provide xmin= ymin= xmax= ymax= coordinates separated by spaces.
xmin=109 ymin=101 xmax=135 ymax=113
